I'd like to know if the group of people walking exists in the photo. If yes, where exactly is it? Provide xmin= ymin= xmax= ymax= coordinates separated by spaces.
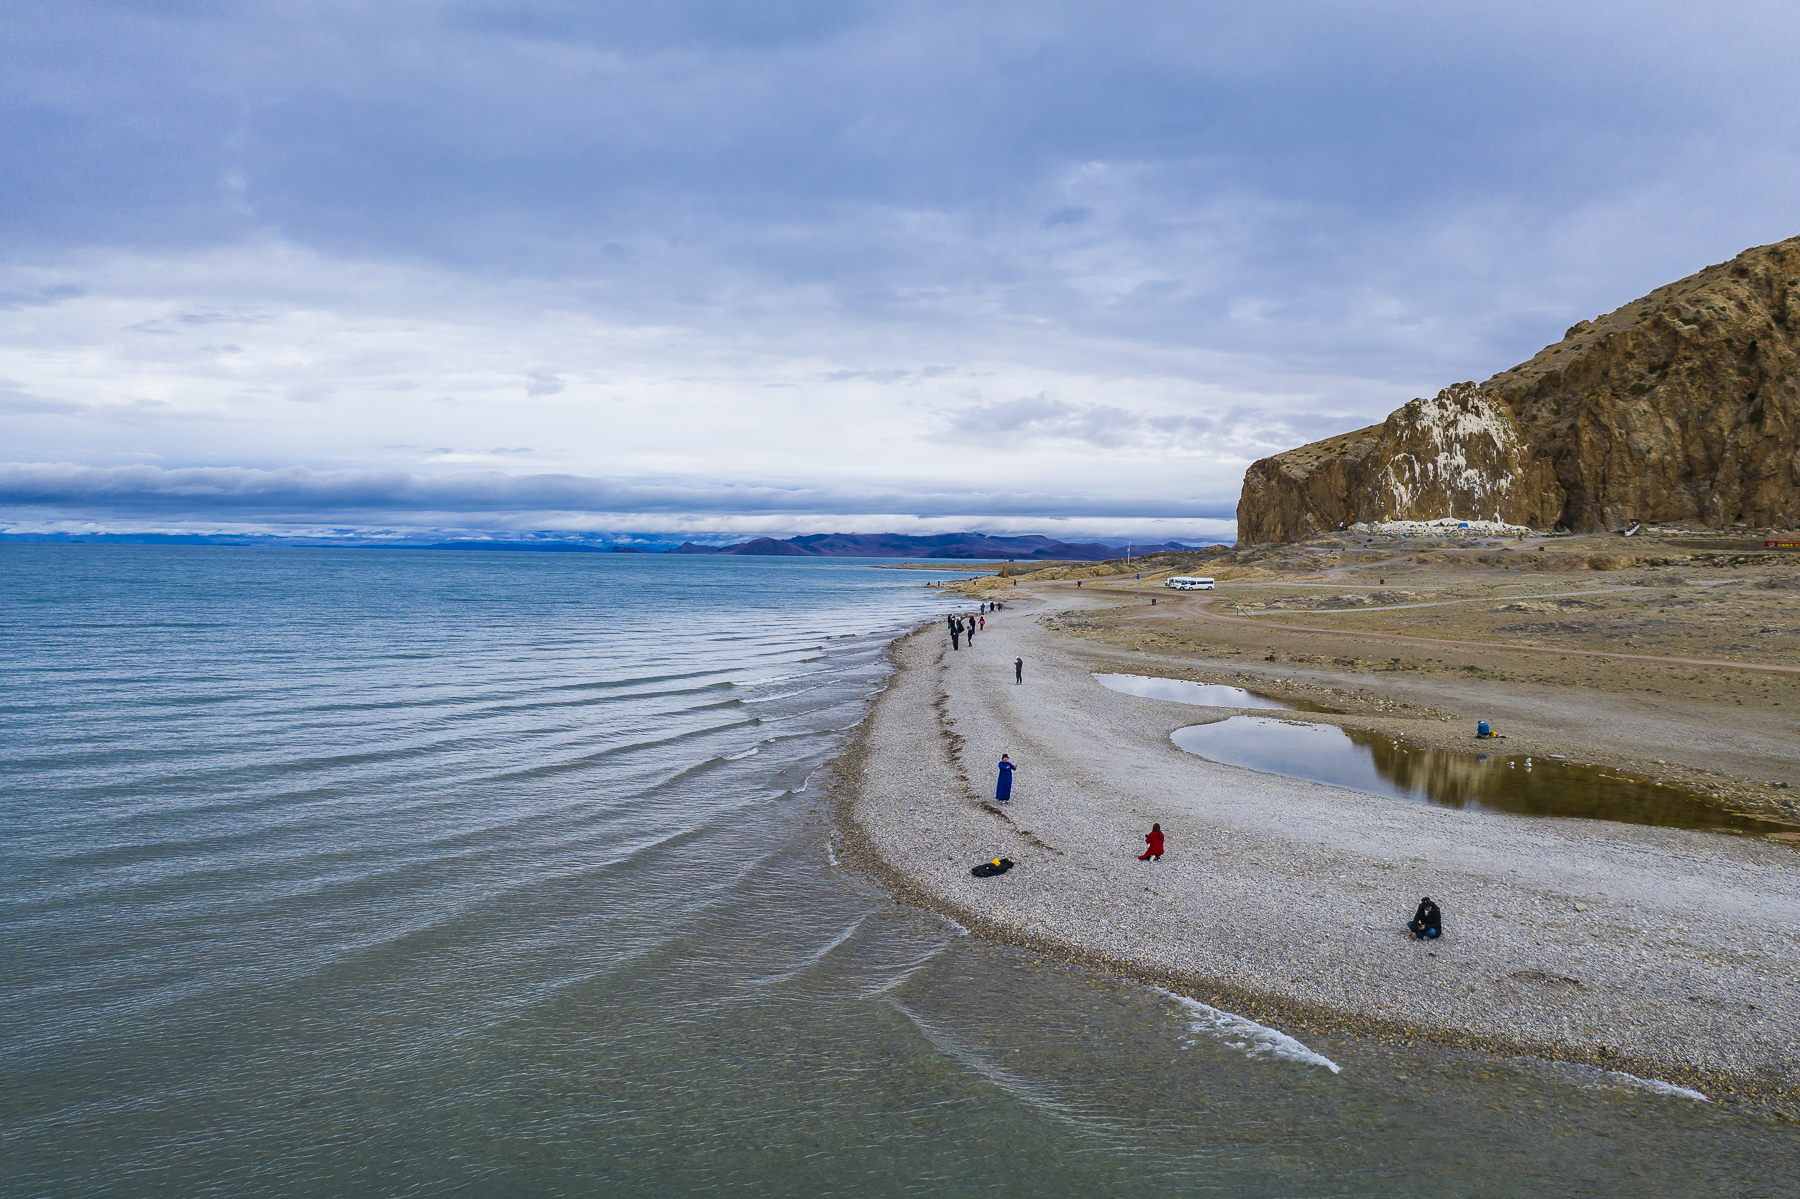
xmin=946 ymin=603 xmax=1004 ymax=650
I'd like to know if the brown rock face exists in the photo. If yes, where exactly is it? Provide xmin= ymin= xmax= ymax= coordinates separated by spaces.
xmin=1237 ymin=235 xmax=1800 ymax=542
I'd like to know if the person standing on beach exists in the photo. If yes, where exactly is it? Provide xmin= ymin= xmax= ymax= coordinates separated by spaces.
xmin=979 ymin=614 xmax=985 ymax=632
xmin=1014 ymin=657 xmax=1023 ymax=684
xmin=1137 ymin=823 xmax=1164 ymax=861
xmin=951 ymin=625 xmax=961 ymax=650
xmin=995 ymin=754 xmax=1015 ymax=803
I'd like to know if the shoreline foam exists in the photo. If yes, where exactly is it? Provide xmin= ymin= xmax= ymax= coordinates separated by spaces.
xmin=1159 ymin=988 xmax=1342 ymax=1073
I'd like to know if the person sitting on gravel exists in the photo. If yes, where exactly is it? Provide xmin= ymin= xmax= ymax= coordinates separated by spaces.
xmin=1409 ymin=897 xmax=1442 ymax=940
xmin=1137 ymin=823 xmax=1164 ymax=861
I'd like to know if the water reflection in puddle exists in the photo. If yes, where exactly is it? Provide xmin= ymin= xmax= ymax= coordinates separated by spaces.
xmin=1170 ymin=716 xmax=1788 ymax=834
xmin=1095 ymin=673 xmax=1341 ymax=714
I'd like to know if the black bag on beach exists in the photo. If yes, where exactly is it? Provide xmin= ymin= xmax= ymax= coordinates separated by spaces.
xmin=971 ymin=859 xmax=1014 ymax=877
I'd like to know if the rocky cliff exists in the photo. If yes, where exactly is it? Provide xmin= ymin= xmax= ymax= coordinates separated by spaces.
xmin=1237 ymin=235 xmax=1800 ymax=543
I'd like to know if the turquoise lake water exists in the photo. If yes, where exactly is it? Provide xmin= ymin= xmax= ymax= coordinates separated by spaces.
xmin=2 ymin=545 xmax=1795 ymax=1197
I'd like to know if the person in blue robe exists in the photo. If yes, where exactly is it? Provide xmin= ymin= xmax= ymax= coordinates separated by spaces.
xmin=995 ymin=754 xmax=1015 ymax=802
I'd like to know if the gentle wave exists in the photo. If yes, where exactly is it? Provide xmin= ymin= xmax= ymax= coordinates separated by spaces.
xmin=744 ymin=912 xmax=871 ymax=989
xmin=470 ymin=717 xmax=765 ymax=783
xmin=881 ymin=997 xmax=1100 ymax=1128
xmin=1160 ymin=989 xmax=1342 ymax=1073
xmin=551 ymin=669 xmax=734 ymax=691
xmin=740 ymin=688 xmax=818 ymax=704
xmin=1538 ymin=1060 xmax=1709 ymax=1102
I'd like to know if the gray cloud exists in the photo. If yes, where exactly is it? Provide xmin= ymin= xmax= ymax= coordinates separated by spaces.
xmin=176 ymin=310 xmax=254 ymax=326
xmin=821 ymin=368 xmax=911 ymax=383
xmin=128 ymin=309 xmax=271 ymax=335
xmin=0 ymin=382 xmax=83 ymax=416
xmin=0 ymin=462 xmax=1235 ymax=523
xmin=820 ymin=366 xmax=953 ymax=384
xmin=941 ymin=395 xmax=1219 ymax=450
xmin=0 ymin=284 xmax=83 ymax=310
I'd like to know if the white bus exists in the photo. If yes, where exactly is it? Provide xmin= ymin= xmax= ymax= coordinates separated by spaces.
xmin=1165 ymin=576 xmax=1214 ymax=590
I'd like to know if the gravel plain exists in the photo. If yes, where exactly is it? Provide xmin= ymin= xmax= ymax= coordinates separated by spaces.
xmin=836 ymin=591 xmax=1800 ymax=1113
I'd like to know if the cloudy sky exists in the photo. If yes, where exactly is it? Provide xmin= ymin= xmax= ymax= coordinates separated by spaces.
xmin=4 ymin=1 xmax=1797 ymax=544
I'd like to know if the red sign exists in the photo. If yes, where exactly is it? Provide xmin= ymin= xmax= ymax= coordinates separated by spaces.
xmin=1765 ymin=540 xmax=1800 ymax=548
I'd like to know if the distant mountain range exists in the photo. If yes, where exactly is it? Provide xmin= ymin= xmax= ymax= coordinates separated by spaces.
xmin=0 ymin=531 xmax=1210 ymax=558
xmin=669 ymin=533 xmax=1202 ymax=560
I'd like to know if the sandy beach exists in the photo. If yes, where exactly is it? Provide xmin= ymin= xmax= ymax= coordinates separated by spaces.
xmin=835 ymin=580 xmax=1800 ymax=1113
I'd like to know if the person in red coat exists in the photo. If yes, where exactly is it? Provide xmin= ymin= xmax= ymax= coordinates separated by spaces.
xmin=1138 ymin=823 xmax=1164 ymax=861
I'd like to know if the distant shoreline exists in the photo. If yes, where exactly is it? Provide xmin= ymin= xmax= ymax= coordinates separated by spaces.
xmin=0 ymin=532 xmax=1221 ymax=560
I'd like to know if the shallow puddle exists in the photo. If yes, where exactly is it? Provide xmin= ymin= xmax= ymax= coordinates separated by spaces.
xmin=1170 ymin=716 xmax=1789 ymax=834
xmin=1095 ymin=673 xmax=1341 ymax=713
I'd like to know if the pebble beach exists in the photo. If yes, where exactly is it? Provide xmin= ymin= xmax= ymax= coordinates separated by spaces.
xmin=836 ymin=591 xmax=1800 ymax=1112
